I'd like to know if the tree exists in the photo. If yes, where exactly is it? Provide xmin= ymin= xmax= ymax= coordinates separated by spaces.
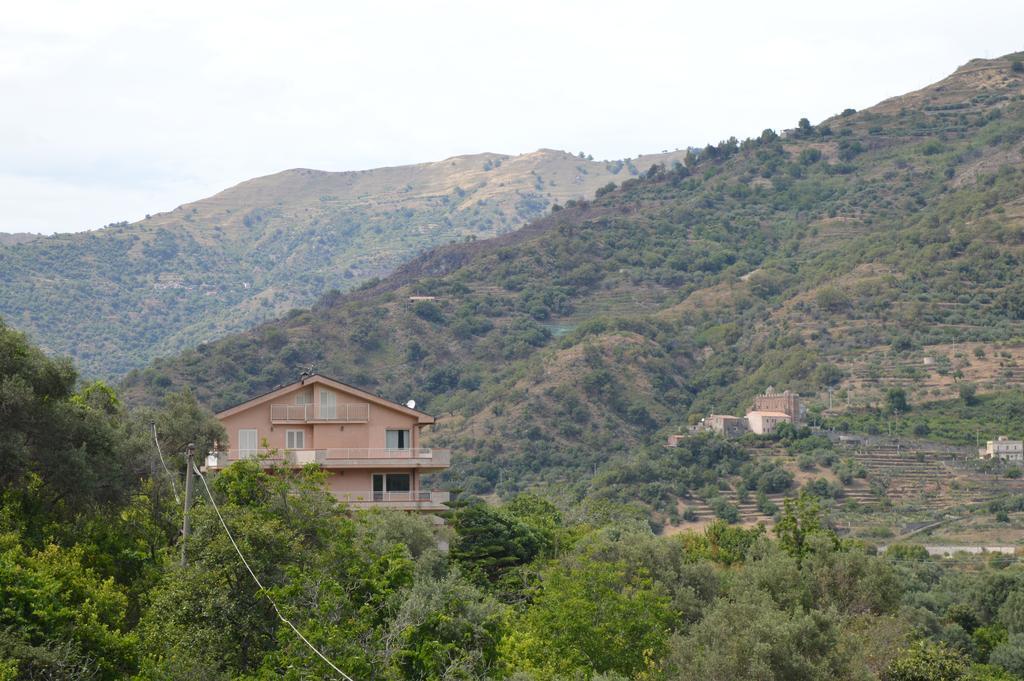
xmin=499 ymin=560 xmax=671 ymax=679
xmin=774 ymin=492 xmax=837 ymax=562
xmin=450 ymin=503 xmax=547 ymax=593
xmin=0 ymin=532 xmax=136 ymax=680
xmin=882 ymin=641 xmax=969 ymax=681
xmin=990 ymin=634 xmax=1024 ymax=677
xmin=998 ymin=590 xmax=1024 ymax=634
xmin=886 ymin=388 xmax=909 ymax=415
xmin=958 ymin=382 xmax=978 ymax=406
xmin=670 ymin=586 xmax=853 ymax=681
xmin=385 ymin=572 xmax=504 ymax=680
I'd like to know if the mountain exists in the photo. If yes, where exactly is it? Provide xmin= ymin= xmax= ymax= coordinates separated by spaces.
xmin=0 ymin=232 xmax=42 ymax=246
xmin=122 ymin=53 xmax=1024 ymax=496
xmin=0 ymin=148 xmax=687 ymax=378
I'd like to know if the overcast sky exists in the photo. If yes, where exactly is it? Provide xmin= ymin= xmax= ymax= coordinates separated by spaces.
xmin=3 ymin=0 xmax=1023 ymax=234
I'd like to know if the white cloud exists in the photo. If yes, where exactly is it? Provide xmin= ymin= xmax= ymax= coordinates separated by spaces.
xmin=3 ymin=0 xmax=1023 ymax=233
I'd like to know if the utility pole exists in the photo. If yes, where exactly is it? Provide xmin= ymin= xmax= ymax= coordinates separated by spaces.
xmin=181 ymin=443 xmax=196 ymax=567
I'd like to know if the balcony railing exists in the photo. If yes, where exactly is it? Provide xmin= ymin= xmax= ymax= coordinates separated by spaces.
xmin=207 ymin=448 xmax=449 ymax=468
xmin=270 ymin=403 xmax=370 ymax=423
xmin=336 ymin=490 xmax=450 ymax=505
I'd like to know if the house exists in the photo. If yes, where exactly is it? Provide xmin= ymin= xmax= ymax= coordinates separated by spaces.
xmin=980 ymin=436 xmax=1024 ymax=462
xmin=707 ymin=414 xmax=748 ymax=438
xmin=751 ymin=387 xmax=802 ymax=421
xmin=745 ymin=410 xmax=793 ymax=435
xmin=206 ymin=373 xmax=450 ymax=512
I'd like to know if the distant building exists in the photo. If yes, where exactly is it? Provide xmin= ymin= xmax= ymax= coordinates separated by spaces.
xmin=707 ymin=414 xmax=749 ymax=438
xmin=746 ymin=410 xmax=793 ymax=435
xmin=751 ymin=387 xmax=802 ymax=421
xmin=666 ymin=434 xmax=687 ymax=447
xmin=980 ymin=436 xmax=1024 ymax=462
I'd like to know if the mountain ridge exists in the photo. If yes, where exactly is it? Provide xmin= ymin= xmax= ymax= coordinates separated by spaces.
xmin=0 ymin=147 xmax=686 ymax=377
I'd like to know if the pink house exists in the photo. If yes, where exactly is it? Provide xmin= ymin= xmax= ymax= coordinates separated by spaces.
xmin=206 ymin=373 xmax=450 ymax=512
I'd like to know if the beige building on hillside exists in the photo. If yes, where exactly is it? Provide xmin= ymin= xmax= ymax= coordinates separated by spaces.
xmin=980 ymin=436 xmax=1024 ymax=462
xmin=745 ymin=410 xmax=793 ymax=435
xmin=206 ymin=373 xmax=450 ymax=512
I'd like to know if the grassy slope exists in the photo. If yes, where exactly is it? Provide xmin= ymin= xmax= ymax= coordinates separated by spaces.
xmin=0 ymin=148 xmax=686 ymax=378
xmin=122 ymin=53 xmax=1024 ymax=496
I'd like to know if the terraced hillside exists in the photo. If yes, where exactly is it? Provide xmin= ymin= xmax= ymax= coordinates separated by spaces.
xmin=0 ymin=148 xmax=686 ymax=378
xmin=122 ymin=53 xmax=1024 ymax=503
xmin=662 ymin=441 xmax=1024 ymax=545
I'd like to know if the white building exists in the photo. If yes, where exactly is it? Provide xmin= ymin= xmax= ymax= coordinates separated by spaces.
xmin=745 ymin=410 xmax=792 ymax=435
xmin=980 ymin=436 xmax=1024 ymax=462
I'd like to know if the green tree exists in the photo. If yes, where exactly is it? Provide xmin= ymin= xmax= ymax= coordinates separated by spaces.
xmin=774 ymin=492 xmax=837 ymax=562
xmin=499 ymin=559 xmax=671 ymax=679
xmin=386 ymin=572 xmax=504 ymax=680
xmin=882 ymin=641 xmax=969 ymax=681
xmin=959 ymin=382 xmax=979 ymax=406
xmin=670 ymin=586 xmax=852 ymax=681
xmin=450 ymin=503 xmax=547 ymax=593
xmin=0 ymin=532 xmax=136 ymax=680
xmin=886 ymin=388 xmax=910 ymax=415
xmin=998 ymin=590 xmax=1024 ymax=634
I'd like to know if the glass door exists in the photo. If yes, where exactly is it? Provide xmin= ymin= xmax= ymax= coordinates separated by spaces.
xmin=372 ymin=473 xmax=384 ymax=501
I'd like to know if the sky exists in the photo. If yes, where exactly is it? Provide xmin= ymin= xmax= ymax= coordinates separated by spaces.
xmin=3 ymin=0 xmax=1024 ymax=235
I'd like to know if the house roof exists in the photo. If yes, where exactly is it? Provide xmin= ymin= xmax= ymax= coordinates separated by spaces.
xmin=745 ymin=410 xmax=792 ymax=418
xmin=215 ymin=373 xmax=435 ymax=424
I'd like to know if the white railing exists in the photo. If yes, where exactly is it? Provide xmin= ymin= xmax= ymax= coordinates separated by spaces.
xmin=322 ymin=448 xmax=447 ymax=463
xmin=269 ymin=403 xmax=370 ymax=422
xmin=207 ymin=448 xmax=449 ymax=468
xmin=337 ymin=490 xmax=450 ymax=505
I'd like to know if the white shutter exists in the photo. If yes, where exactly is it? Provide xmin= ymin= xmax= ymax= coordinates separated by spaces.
xmin=319 ymin=390 xmax=336 ymax=419
xmin=239 ymin=429 xmax=258 ymax=457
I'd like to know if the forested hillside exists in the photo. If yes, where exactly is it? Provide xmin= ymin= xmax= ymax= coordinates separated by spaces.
xmin=123 ymin=53 xmax=1024 ymax=497
xmin=0 ymin=148 xmax=685 ymax=378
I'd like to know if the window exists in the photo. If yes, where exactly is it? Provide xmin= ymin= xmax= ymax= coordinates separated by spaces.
xmin=319 ymin=389 xmax=337 ymax=420
xmin=294 ymin=389 xmax=312 ymax=405
xmin=238 ymin=429 xmax=258 ymax=457
xmin=372 ymin=473 xmax=411 ymax=499
xmin=286 ymin=430 xmax=305 ymax=449
xmin=386 ymin=429 xmax=410 ymax=449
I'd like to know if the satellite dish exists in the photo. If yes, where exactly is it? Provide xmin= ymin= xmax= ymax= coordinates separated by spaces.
xmin=406 ymin=400 xmax=416 ymax=409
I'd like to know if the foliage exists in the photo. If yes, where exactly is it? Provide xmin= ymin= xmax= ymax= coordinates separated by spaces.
xmin=499 ymin=559 xmax=672 ymax=679
xmin=775 ymin=492 xmax=838 ymax=562
xmin=882 ymin=640 xmax=970 ymax=681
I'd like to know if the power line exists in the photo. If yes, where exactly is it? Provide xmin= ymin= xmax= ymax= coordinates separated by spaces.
xmin=152 ymin=423 xmax=181 ymax=505
xmin=190 ymin=462 xmax=356 ymax=681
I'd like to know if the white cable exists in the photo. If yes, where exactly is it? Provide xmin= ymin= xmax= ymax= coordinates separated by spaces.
xmin=153 ymin=423 xmax=181 ymax=505
xmin=191 ymin=463 xmax=355 ymax=681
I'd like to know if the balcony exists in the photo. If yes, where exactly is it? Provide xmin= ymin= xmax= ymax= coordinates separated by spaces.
xmin=206 ymin=447 xmax=450 ymax=470
xmin=270 ymin=403 xmax=370 ymax=423
xmin=335 ymin=489 xmax=450 ymax=511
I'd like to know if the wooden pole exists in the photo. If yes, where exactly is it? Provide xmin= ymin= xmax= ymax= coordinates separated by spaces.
xmin=181 ymin=443 xmax=195 ymax=567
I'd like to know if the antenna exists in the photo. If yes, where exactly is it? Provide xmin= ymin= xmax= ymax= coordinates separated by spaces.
xmin=406 ymin=399 xmax=416 ymax=409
